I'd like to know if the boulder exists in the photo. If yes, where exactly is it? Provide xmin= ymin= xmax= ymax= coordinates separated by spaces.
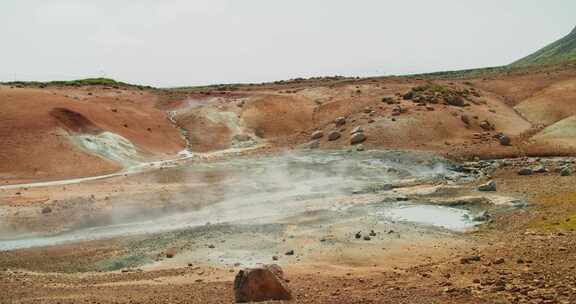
xmin=478 ymin=180 xmax=496 ymax=192
xmin=480 ymin=121 xmax=494 ymax=131
xmin=445 ymin=95 xmax=466 ymax=107
xmin=334 ymin=117 xmax=346 ymax=126
xmin=518 ymin=168 xmax=533 ymax=176
xmin=327 ymin=131 xmax=341 ymax=141
xmin=311 ymin=130 xmax=323 ymax=140
xmin=350 ymin=133 xmax=367 ymax=145
xmin=561 ymin=167 xmax=573 ymax=176
xmin=234 ymin=264 xmax=292 ymax=303
xmin=403 ymin=91 xmax=415 ymax=100
xmin=498 ymin=134 xmax=511 ymax=146
xmin=165 ymin=248 xmax=177 ymax=259
xmin=350 ymin=126 xmax=364 ymax=135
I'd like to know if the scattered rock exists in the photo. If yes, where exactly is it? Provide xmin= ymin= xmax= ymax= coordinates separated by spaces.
xmin=350 ymin=126 xmax=364 ymax=135
xmin=480 ymin=121 xmax=494 ymax=131
xmin=478 ymin=180 xmax=496 ymax=192
xmin=327 ymin=131 xmax=341 ymax=141
xmin=472 ymin=211 xmax=490 ymax=222
xmin=41 ymin=206 xmax=52 ymax=214
xmin=350 ymin=132 xmax=367 ymax=145
xmin=518 ymin=168 xmax=533 ymax=176
xmin=561 ymin=167 xmax=573 ymax=176
xmin=335 ymin=117 xmax=346 ymax=126
xmin=498 ymin=134 xmax=511 ymax=146
xmin=460 ymin=256 xmax=481 ymax=264
xmin=234 ymin=265 xmax=292 ymax=303
xmin=165 ymin=248 xmax=177 ymax=258
xmin=300 ymin=140 xmax=320 ymax=150
xmin=311 ymin=130 xmax=323 ymax=140
xmin=445 ymin=95 xmax=466 ymax=107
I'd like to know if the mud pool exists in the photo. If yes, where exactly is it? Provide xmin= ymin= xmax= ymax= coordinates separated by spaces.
xmin=0 ymin=151 xmax=487 ymax=256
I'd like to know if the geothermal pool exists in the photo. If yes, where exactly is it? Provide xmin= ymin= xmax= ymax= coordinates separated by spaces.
xmin=0 ymin=150 xmax=483 ymax=252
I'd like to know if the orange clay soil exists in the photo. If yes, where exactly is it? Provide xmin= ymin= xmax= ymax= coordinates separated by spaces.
xmin=0 ymin=85 xmax=185 ymax=183
xmin=2 ymin=64 xmax=576 ymax=181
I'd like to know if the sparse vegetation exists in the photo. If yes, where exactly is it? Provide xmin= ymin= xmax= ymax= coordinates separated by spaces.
xmin=402 ymin=82 xmax=480 ymax=106
xmin=512 ymin=26 xmax=576 ymax=67
xmin=2 ymin=78 xmax=153 ymax=89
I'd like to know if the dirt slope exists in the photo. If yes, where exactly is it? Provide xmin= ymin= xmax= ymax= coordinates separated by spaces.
xmin=0 ymin=86 xmax=185 ymax=183
xmin=4 ymin=64 xmax=576 ymax=183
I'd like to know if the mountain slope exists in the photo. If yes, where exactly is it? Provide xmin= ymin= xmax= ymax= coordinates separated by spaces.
xmin=511 ymin=26 xmax=576 ymax=67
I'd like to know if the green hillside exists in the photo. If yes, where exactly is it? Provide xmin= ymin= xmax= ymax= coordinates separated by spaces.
xmin=511 ymin=26 xmax=576 ymax=67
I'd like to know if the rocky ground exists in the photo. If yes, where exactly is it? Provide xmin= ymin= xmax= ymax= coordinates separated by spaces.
xmin=2 ymin=64 xmax=576 ymax=303
xmin=1 ymin=156 xmax=575 ymax=304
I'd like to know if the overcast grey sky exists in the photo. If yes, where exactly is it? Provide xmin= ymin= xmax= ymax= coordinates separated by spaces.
xmin=1 ymin=1 xmax=574 ymax=87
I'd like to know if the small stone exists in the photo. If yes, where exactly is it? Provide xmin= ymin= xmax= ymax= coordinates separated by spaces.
xmin=165 ymin=248 xmax=177 ymax=258
xmin=498 ymin=134 xmax=511 ymax=146
xmin=350 ymin=126 xmax=364 ymax=134
xmin=518 ymin=168 xmax=533 ymax=176
xmin=350 ymin=132 xmax=367 ymax=145
xmin=327 ymin=131 xmax=341 ymax=141
xmin=561 ymin=167 xmax=572 ymax=176
xmin=285 ymin=250 xmax=294 ymax=256
xmin=478 ymin=180 xmax=496 ymax=192
xmin=460 ymin=256 xmax=481 ymax=264
xmin=335 ymin=117 xmax=346 ymax=126
xmin=311 ymin=130 xmax=323 ymax=140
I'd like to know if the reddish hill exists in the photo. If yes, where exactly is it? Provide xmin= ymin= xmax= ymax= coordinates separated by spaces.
xmin=3 ymin=64 xmax=576 ymax=183
xmin=0 ymin=85 xmax=185 ymax=183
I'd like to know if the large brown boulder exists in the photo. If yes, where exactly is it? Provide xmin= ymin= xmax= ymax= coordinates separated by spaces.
xmin=234 ymin=264 xmax=292 ymax=303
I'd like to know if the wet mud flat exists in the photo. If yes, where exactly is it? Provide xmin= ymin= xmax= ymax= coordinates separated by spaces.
xmin=0 ymin=150 xmax=525 ymax=272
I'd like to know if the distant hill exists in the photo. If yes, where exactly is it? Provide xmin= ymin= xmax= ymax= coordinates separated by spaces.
xmin=511 ymin=26 xmax=576 ymax=67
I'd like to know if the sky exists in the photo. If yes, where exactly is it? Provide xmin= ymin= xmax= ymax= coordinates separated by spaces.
xmin=0 ymin=0 xmax=574 ymax=87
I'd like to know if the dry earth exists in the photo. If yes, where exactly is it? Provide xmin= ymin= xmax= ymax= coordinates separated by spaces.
xmin=1 ymin=64 xmax=576 ymax=303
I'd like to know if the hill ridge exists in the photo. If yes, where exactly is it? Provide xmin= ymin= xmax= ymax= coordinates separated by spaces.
xmin=511 ymin=26 xmax=576 ymax=67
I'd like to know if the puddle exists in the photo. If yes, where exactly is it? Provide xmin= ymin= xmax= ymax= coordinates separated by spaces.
xmin=379 ymin=204 xmax=480 ymax=231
